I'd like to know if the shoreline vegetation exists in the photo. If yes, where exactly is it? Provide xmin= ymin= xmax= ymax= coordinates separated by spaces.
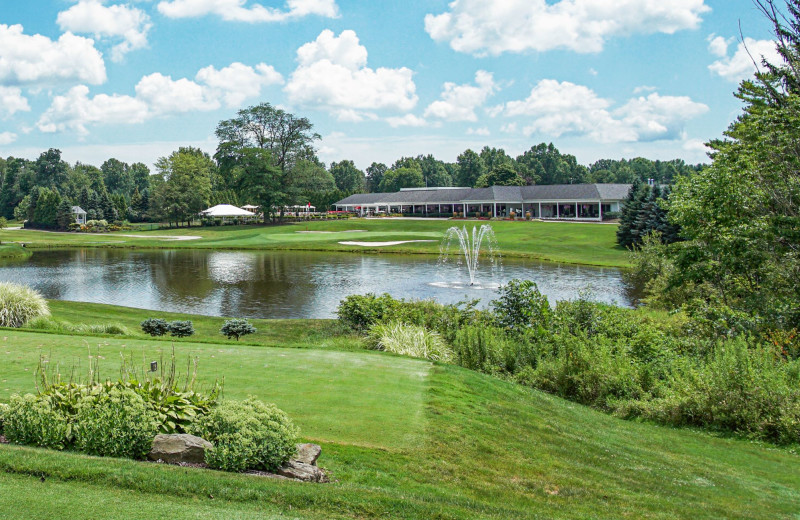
xmin=0 ymin=218 xmax=630 ymax=268
xmin=0 ymin=244 xmax=31 ymax=260
xmin=0 ymin=299 xmax=798 ymax=519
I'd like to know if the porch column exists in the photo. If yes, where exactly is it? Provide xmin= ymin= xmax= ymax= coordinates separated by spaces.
xmin=438 ymin=204 xmax=441 ymax=214
xmin=556 ymin=204 xmax=560 ymax=218
xmin=493 ymin=202 xmax=497 ymax=217
xmin=538 ymin=202 xmax=542 ymax=218
xmin=575 ymin=203 xmax=579 ymax=219
xmin=599 ymin=202 xmax=603 ymax=221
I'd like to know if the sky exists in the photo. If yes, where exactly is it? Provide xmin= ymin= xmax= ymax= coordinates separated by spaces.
xmin=0 ymin=0 xmax=782 ymax=171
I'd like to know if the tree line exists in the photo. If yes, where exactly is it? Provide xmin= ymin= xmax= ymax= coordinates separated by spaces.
xmin=0 ymin=107 xmax=704 ymax=229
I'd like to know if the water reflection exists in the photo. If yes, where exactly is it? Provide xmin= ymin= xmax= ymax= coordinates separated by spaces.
xmin=0 ymin=249 xmax=638 ymax=319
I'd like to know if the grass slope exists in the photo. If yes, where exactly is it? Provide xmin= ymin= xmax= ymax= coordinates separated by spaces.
xmin=0 ymin=244 xmax=31 ymax=260
xmin=0 ymin=327 xmax=798 ymax=519
xmin=0 ymin=219 xmax=629 ymax=267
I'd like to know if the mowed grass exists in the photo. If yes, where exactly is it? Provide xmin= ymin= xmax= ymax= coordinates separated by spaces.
xmin=0 ymin=330 xmax=426 ymax=449
xmin=0 ymin=218 xmax=629 ymax=267
xmin=0 ymin=326 xmax=798 ymax=518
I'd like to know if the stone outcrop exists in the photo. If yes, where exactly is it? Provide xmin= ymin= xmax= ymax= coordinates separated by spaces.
xmin=275 ymin=460 xmax=329 ymax=483
xmin=294 ymin=443 xmax=322 ymax=465
xmin=148 ymin=434 xmax=212 ymax=464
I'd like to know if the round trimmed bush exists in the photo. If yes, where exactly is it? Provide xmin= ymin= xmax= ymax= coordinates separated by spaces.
xmin=3 ymin=394 xmax=68 ymax=449
xmin=189 ymin=397 xmax=298 ymax=472
xmin=73 ymin=387 xmax=158 ymax=459
xmin=141 ymin=318 xmax=169 ymax=337
xmin=220 ymin=319 xmax=257 ymax=341
xmin=0 ymin=282 xmax=50 ymax=328
xmin=168 ymin=320 xmax=195 ymax=338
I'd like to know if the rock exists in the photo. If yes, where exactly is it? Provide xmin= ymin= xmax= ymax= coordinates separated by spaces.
xmin=275 ymin=461 xmax=329 ymax=483
xmin=148 ymin=434 xmax=212 ymax=464
xmin=294 ymin=443 xmax=321 ymax=465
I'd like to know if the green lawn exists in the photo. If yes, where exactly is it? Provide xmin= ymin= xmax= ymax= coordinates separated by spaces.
xmin=0 ymin=244 xmax=30 ymax=260
xmin=0 ymin=325 xmax=798 ymax=519
xmin=0 ymin=218 xmax=630 ymax=267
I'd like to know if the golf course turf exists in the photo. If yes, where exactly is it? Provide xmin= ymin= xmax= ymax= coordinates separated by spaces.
xmin=0 ymin=218 xmax=630 ymax=267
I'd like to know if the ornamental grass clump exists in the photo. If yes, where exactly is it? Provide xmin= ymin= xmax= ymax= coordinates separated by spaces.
xmin=0 ymin=282 xmax=49 ymax=328
xmin=189 ymin=397 xmax=299 ymax=472
xmin=368 ymin=322 xmax=452 ymax=362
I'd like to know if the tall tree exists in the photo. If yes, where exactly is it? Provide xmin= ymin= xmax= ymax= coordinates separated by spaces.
xmin=34 ymin=149 xmax=69 ymax=189
xmin=330 ymin=160 xmax=366 ymax=193
xmin=455 ymin=149 xmax=486 ymax=187
xmin=152 ymin=147 xmax=214 ymax=226
xmin=366 ymin=162 xmax=387 ymax=192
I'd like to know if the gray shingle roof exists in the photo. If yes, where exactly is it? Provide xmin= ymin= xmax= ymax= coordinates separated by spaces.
xmin=334 ymin=184 xmax=632 ymax=206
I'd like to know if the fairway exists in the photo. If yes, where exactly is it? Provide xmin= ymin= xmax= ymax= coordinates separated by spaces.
xmin=0 ymin=218 xmax=630 ymax=267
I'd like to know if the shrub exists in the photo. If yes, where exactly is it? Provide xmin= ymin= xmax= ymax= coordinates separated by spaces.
xmin=0 ymin=282 xmax=50 ymax=328
xmin=368 ymin=322 xmax=452 ymax=362
xmin=189 ymin=397 xmax=298 ymax=472
xmin=141 ymin=318 xmax=169 ymax=336
xmin=491 ymin=279 xmax=552 ymax=333
xmin=451 ymin=325 xmax=536 ymax=375
xmin=3 ymin=394 xmax=69 ymax=449
xmin=0 ymin=402 xmax=6 ymax=434
xmin=73 ymin=386 xmax=159 ymax=459
xmin=168 ymin=320 xmax=195 ymax=338
xmin=337 ymin=293 xmax=399 ymax=332
xmin=220 ymin=319 xmax=257 ymax=341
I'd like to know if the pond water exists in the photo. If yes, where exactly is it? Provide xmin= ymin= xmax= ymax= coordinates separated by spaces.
xmin=0 ymin=249 xmax=637 ymax=319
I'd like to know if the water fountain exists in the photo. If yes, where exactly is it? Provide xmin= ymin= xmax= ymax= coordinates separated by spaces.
xmin=432 ymin=224 xmax=501 ymax=289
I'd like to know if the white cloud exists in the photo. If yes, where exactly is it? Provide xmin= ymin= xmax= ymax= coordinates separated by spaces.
xmin=500 ymin=122 xmax=517 ymax=134
xmin=0 ymin=86 xmax=30 ymax=118
xmin=707 ymin=34 xmax=730 ymax=57
xmin=0 ymin=132 xmax=17 ymax=145
xmin=285 ymin=30 xmax=418 ymax=116
xmin=37 ymin=85 xmax=149 ymax=135
xmin=0 ymin=24 xmax=106 ymax=86
xmin=633 ymin=85 xmax=657 ymax=94
xmin=386 ymin=114 xmax=428 ymax=127
xmin=38 ymin=62 xmax=282 ymax=134
xmin=57 ymin=0 xmax=152 ymax=62
xmin=196 ymin=63 xmax=283 ymax=107
xmin=614 ymin=93 xmax=709 ymax=141
xmin=709 ymin=37 xmax=782 ymax=82
xmin=467 ymin=127 xmax=490 ymax=136
xmin=157 ymin=0 xmax=339 ymax=22
xmin=424 ymin=70 xmax=497 ymax=122
xmin=502 ymin=80 xmax=708 ymax=143
xmin=425 ymin=0 xmax=710 ymax=56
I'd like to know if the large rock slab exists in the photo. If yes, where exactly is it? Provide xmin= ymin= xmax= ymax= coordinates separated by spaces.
xmin=148 ymin=434 xmax=212 ymax=464
xmin=275 ymin=460 xmax=329 ymax=483
xmin=294 ymin=443 xmax=321 ymax=466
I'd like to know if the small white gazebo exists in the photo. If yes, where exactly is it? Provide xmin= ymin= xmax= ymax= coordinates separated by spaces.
xmin=200 ymin=204 xmax=256 ymax=223
xmin=241 ymin=204 xmax=260 ymax=211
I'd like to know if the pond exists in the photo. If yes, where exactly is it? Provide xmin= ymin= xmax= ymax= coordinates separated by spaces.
xmin=0 ymin=249 xmax=637 ymax=319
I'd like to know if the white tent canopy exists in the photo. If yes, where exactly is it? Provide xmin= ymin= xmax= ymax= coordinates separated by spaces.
xmin=201 ymin=204 xmax=255 ymax=217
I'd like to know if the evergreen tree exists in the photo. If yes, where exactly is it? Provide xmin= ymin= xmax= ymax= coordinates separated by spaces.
xmin=56 ymin=199 xmax=74 ymax=229
xmin=616 ymin=180 xmax=649 ymax=248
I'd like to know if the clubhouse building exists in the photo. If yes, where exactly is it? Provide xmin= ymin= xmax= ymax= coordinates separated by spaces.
xmin=334 ymin=184 xmax=632 ymax=221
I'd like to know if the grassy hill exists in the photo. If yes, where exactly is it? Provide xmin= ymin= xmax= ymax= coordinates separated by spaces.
xmin=0 ymin=219 xmax=629 ymax=267
xmin=1 ymin=325 xmax=797 ymax=519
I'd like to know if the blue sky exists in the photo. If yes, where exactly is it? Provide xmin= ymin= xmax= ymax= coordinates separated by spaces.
xmin=0 ymin=0 xmax=780 ymax=170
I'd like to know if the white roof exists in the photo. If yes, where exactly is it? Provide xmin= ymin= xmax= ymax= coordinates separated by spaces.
xmin=201 ymin=204 xmax=255 ymax=217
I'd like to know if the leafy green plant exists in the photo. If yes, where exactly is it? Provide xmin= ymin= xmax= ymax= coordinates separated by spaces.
xmin=337 ymin=293 xmax=398 ymax=332
xmin=368 ymin=322 xmax=452 ymax=362
xmin=0 ymin=282 xmax=50 ymax=328
xmin=3 ymin=393 xmax=69 ymax=450
xmin=189 ymin=397 xmax=298 ymax=472
xmin=141 ymin=318 xmax=169 ymax=336
xmin=168 ymin=320 xmax=195 ymax=338
xmin=73 ymin=386 xmax=159 ymax=459
xmin=491 ymin=279 xmax=551 ymax=333
xmin=220 ymin=319 xmax=257 ymax=341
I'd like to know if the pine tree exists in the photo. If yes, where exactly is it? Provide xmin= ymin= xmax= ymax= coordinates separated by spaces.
xmin=56 ymin=199 xmax=74 ymax=229
xmin=616 ymin=180 xmax=649 ymax=248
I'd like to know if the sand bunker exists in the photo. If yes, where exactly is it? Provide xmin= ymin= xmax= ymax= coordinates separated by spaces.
xmin=339 ymin=240 xmax=436 ymax=247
